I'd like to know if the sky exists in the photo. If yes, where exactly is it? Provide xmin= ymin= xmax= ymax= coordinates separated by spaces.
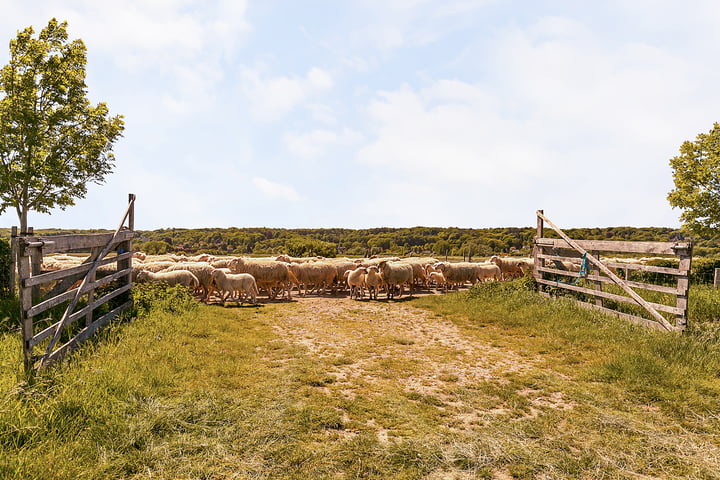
xmin=1 ymin=0 xmax=719 ymax=231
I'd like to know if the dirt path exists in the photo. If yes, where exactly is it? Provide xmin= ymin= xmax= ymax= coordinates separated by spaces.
xmin=266 ymin=296 xmax=571 ymax=435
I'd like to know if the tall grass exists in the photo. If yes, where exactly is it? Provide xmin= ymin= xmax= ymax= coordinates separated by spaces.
xmin=1 ymin=280 xmax=720 ymax=478
xmin=417 ymin=279 xmax=720 ymax=421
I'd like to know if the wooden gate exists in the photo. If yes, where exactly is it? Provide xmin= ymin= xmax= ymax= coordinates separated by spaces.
xmin=14 ymin=194 xmax=136 ymax=370
xmin=533 ymin=210 xmax=692 ymax=332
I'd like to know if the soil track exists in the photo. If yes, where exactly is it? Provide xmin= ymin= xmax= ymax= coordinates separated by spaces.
xmin=265 ymin=293 xmax=573 ymax=436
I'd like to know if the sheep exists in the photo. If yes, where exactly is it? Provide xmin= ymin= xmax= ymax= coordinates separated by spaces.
xmin=136 ymin=269 xmax=199 ymax=289
xmin=163 ymin=262 xmax=216 ymax=301
xmin=143 ymin=254 xmax=184 ymax=263
xmin=328 ymin=259 xmax=360 ymax=291
xmin=355 ymin=256 xmax=401 ymax=268
xmin=42 ymin=256 xmax=82 ymax=272
xmin=546 ymin=259 xmax=581 ymax=272
xmin=377 ymin=260 xmax=413 ymax=299
xmin=347 ymin=267 xmax=367 ymax=300
xmin=210 ymin=269 xmax=258 ymax=304
xmin=476 ymin=263 xmax=502 ymax=282
xmin=210 ymin=257 xmax=239 ymax=269
xmin=364 ymin=265 xmax=384 ymax=300
xmin=131 ymin=261 xmax=176 ymax=281
xmin=489 ymin=256 xmax=532 ymax=280
xmin=428 ymin=271 xmax=446 ymax=288
xmin=229 ymin=258 xmax=297 ymax=299
xmin=398 ymin=258 xmax=433 ymax=287
xmin=274 ymin=254 xmax=318 ymax=264
xmin=434 ymin=262 xmax=478 ymax=290
xmin=287 ymin=262 xmax=337 ymax=296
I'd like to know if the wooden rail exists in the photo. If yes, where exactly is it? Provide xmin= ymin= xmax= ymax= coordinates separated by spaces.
xmin=533 ymin=210 xmax=692 ymax=332
xmin=16 ymin=194 xmax=136 ymax=371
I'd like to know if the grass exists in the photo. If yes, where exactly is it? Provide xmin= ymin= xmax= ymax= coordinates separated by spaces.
xmin=1 ymin=280 xmax=720 ymax=478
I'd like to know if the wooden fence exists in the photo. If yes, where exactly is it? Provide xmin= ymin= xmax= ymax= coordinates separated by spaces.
xmin=533 ymin=210 xmax=692 ymax=332
xmin=14 ymin=194 xmax=136 ymax=371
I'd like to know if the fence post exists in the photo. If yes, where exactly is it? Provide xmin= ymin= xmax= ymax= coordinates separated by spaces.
xmin=86 ymin=247 xmax=100 ymax=327
xmin=23 ymin=227 xmax=43 ymax=302
xmin=534 ymin=210 xmax=544 ymax=292
xmin=18 ymin=240 xmax=33 ymax=371
xmin=676 ymin=243 xmax=692 ymax=331
xmin=714 ymin=268 xmax=720 ymax=287
xmin=117 ymin=194 xmax=135 ymax=307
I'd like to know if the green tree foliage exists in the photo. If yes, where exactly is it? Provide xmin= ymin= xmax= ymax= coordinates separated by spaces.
xmin=285 ymin=237 xmax=337 ymax=258
xmin=0 ymin=19 xmax=124 ymax=232
xmin=127 ymin=225 xmax=692 ymax=258
xmin=668 ymin=122 xmax=720 ymax=235
xmin=140 ymin=240 xmax=172 ymax=255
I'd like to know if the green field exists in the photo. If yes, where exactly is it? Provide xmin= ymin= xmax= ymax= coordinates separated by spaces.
xmin=1 ymin=281 xmax=720 ymax=479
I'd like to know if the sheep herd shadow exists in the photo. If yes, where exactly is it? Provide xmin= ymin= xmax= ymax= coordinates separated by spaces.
xmin=204 ymin=284 xmax=455 ymax=308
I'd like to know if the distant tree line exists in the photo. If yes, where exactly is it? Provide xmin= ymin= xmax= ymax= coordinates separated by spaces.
xmin=2 ymin=225 xmax=717 ymax=259
xmin=126 ymin=225 xmax=718 ymax=258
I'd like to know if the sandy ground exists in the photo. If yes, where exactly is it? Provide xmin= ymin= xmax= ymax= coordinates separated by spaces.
xmin=264 ymin=292 xmax=575 ymax=438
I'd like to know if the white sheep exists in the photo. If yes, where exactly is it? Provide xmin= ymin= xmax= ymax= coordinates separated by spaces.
xmin=346 ymin=267 xmax=367 ymax=300
xmin=364 ymin=265 xmax=384 ymax=300
xmin=136 ymin=270 xmax=199 ymax=289
xmin=210 ymin=269 xmax=259 ymax=304
xmin=287 ymin=262 xmax=337 ymax=296
xmin=377 ymin=260 xmax=413 ymax=299
xmin=229 ymin=258 xmax=297 ymax=300
xmin=428 ymin=271 xmax=446 ymax=288
xmin=489 ymin=256 xmax=532 ymax=280
xmin=163 ymin=262 xmax=216 ymax=301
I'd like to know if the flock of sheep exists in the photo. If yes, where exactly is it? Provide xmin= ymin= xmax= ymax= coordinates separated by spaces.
xmin=43 ymin=250 xmax=666 ymax=305
xmin=119 ymin=252 xmax=535 ymax=304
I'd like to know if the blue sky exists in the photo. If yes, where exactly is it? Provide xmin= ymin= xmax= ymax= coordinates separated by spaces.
xmin=1 ymin=0 xmax=719 ymax=230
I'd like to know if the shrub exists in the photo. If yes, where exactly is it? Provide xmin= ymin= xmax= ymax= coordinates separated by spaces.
xmin=285 ymin=238 xmax=337 ymax=258
xmin=0 ymin=237 xmax=12 ymax=297
xmin=139 ymin=240 xmax=172 ymax=255
xmin=131 ymin=282 xmax=197 ymax=317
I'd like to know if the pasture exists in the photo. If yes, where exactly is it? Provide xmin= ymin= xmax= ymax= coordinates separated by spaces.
xmin=1 ymin=280 xmax=720 ymax=479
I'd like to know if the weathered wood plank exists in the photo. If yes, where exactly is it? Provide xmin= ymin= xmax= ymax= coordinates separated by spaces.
xmin=537 ymin=253 xmax=583 ymax=265
xmin=676 ymin=248 xmax=692 ymax=330
xmin=535 ymin=237 xmax=691 ymax=255
xmin=41 ymin=201 xmax=137 ymax=363
xmin=537 ymin=252 xmax=684 ymax=275
xmin=26 ymin=267 xmax=132 ymax=318
xmin=536 ymin=278 xmax=683 ymax=316
xmin=602 ymin=261 xmax=682 ymax=276
xmin=29 ymin=283 xmax=133 ymax=348
xmin=18 ymin=248 xmax=34 ymax=370
xmin=539 ymin=291 xmax=667 ymax=330
xmin=537 ymin=266 xmax=681 ymax=295
xmin=537 ymin=249 xmax=584 ymax=259
xmin=536 ymin=212 xmax=676 ymax=331
xmin=23 ymin=252 xmax=133 ymax=287
xmin=23 ymin=230 xmax=134 ymax=254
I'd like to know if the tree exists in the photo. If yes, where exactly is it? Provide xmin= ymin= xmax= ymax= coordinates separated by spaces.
xmin=0 ymin=19 xmax=124 ymax=232
xmin=667 ymin=123 xmax=720 ymax=235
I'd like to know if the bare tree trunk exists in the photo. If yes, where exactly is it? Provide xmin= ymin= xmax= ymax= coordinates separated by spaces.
xmin=18 ymin=206 xmax=28 ymax=233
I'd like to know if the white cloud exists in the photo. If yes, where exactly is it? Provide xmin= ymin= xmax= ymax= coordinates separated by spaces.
xmin=238 ymin=67 xmax=335 ymax=122
xmin=253 ymin=177 xmax=302 ymax=202
xmin=349 ymin=0 xmax=493 ymax=49
xmin=307 ymin=67 xmax=334 ymax=89
xmin=284 ymin=128 xmax=363 ymax=158
xmin=307 ymin=103 xmax=337 ymax=125
xmin=357 ymin=83 xmax=544 ymax=188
